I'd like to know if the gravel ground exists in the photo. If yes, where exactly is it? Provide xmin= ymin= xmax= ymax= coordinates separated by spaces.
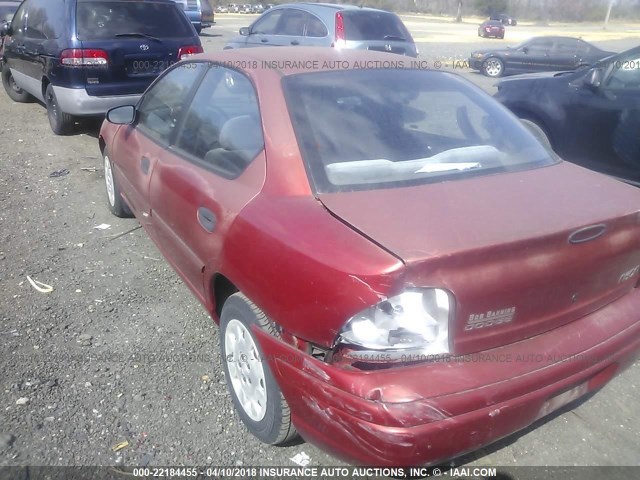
xmin=0 ymin=15 xmax=639 ymax=473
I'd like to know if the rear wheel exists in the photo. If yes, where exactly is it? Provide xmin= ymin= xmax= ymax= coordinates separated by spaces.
xmin=220 ymin=292 xmax=297 ymax=445
xmin=482 ymin=57 xmax=504 ymax=77
xmin=2 ymin=66 xmax=32 ymax=103
xmin=45 ymin=84 xmax=74 ymax=135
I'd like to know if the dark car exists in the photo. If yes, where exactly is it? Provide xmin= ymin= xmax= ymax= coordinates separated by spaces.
xmin=225 ymin=3 xmax=418 ymax=57
xmin=478 ymin=20 xmax=505 ymax=39
xmin=1 ymin=0 xmax=202 ymax=135
xmin=490 ymin=13 xmax=517 ymax=26
xmin=495 ymin=46 xmax=640 ymax=186
xmin=99 ymin=47 xmax=640 ymax=466
xmin=470 ymin=36 xmax=615 ymax=78
xmin=174 ymin=0 xmax=215 ymax=34
xmin=0 ymin=0 xmax=20 ymax=70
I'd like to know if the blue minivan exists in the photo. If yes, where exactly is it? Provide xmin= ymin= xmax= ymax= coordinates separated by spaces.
xmin=1 ymin=0 xmax=202 ymax=134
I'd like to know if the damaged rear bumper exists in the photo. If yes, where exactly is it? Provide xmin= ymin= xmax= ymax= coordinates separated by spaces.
xmin=255 ymin=288 xmax=640 ymax=466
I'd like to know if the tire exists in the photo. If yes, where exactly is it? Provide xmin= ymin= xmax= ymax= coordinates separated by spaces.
xmin=520 ymin=118 xmax=553 ymax=150
xmin=220 ymin=292 xmax=297 ymax=445
xmin=482 ymin=57 xmax=505 ymax=78
xmin=45 ymin=84 xmax=74 ymax=135
xmin=2 ymin=66 xmax=32 ymax=103
xmin=103 ymin=149 xmax=133 ymax=218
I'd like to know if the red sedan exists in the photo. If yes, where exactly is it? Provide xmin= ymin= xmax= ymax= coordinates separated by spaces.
xmin=478 ymin=20 xmax=505 ymax=39
xmin=99 ymin=48 xmax=640 ymax=466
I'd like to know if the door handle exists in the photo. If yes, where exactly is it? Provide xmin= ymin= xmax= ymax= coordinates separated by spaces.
xmin=260 ymin=38 xmax=268 ymax=43
xmin=290 ymin=40 xmax=299 ymax=46
xmin=197 ymin=207 xmax=217 ymax=233
xmin=140 ymin=156 xmax=150 ymax=175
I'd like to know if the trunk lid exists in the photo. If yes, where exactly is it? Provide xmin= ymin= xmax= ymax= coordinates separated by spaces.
xmin=319 ymin=163 xmax=640 ymax=355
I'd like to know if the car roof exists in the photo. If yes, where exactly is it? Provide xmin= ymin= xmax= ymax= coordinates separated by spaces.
xmin=272 ymin=2 xmax=392 ymax=14
xmin=194 ymin=46 xmax=426 ymax=77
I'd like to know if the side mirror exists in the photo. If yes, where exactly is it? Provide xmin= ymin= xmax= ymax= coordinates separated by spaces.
xmin=1 ymin=22 xmax=11 ymax=37
xmin=239 ymin=27 xmax=250 ymax=36
xmin=106 ymin=105 xmax=136 ymax=125
xmin=584 ymin=67 xmax=603 ymax=90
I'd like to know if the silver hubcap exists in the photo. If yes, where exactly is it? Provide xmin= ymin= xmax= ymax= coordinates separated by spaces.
xmin=104 ymin=155 xmax=115 ymax=207
xmin=485 ymin=59 xmax=502 ymax=77
xmin=224 ymin=319 xmax=267 ymax=422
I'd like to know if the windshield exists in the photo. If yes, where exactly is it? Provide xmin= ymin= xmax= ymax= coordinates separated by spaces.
xmin=76 ymin=1 xmax=193 ymax=39
xmin=283 ymin=69 xmax=556 ymax=193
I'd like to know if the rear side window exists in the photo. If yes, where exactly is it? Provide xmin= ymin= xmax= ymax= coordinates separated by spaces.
xmin=76 ymin=1 xmax=193 ymax=39
xmin=341 ymin=11 xmax=412 ymax=42
xmin=25 ymin=0 xmax=65 ymax=39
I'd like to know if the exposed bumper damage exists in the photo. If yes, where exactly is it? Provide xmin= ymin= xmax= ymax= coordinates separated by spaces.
xmin=255 ymin=288 xmax=640 ymax=466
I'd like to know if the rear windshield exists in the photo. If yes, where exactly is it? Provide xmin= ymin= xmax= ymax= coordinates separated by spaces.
xmin=76 ymin=1 xmax=193 ymax=39
xmin=283 ymin=69 xmax=555 ymax=193
xmin=341 ymin=10 xmax=412 ymax=42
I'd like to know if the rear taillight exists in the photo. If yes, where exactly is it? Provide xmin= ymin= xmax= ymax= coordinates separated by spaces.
xmin=60 ymin=49 xmax=109 ymax=66
xmin=178 ymin=45 xmax=203 ymax=60
xmin=334 ymin=12 xmax=346 ymax=48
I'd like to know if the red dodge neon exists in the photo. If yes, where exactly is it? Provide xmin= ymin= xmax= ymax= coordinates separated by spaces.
xmin=99 ymin=47 xmax=640 ymax=466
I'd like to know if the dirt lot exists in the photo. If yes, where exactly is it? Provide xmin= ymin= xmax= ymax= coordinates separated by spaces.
xmin=0 ymin=15 xmax=639 ymax=473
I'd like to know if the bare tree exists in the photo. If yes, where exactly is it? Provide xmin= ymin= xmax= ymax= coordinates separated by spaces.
xmin=455 ymin=0 xmax=463 ymax=21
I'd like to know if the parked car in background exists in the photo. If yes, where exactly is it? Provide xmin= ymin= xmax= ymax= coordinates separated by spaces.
xmin=470 ymin=36 xmax=615 ymax=78
xmin=490 ymin=13 xmax=517 ymax=26
xmin=225 ymin=3 xmax=417 ymax=57
xmin=1 ymin=0 xmax=202 ymax=135
xmin=216 ymin=5 xmax=229 ymax=13
xmin=478 ymin=20 xmax=505 ymax=39
xmin=0 ymin=1 xmax=20 ymax=71
xmin=100 ymin=46 xmax=640 ymax=467
xmin=251 ymin=3 xmax=265 ymax=14
xmin=240 ymin=3 xmax=252 ymax=13
xmin=496 ymin=46 xmax=640 ymax=186
xmin=174 ymin=0 xmax=215 ymax=34
xmin=228 ymin=3 xmax=240 ymax=12
xmin=0 ymin=0 xmax=18 ymax=24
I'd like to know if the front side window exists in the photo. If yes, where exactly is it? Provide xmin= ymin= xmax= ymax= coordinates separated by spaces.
xmin=527 ymin=39 xmax=554 ymax=51
xmin=607 ymin=54 xmax=640 ymax=90
xmin=10 ymin=2 xmax=27 ymax=36
xmin=137 ymin=63 xmax=207 ymax=142
xmin=175 ymin=65 xmax=263 ymax=178
xmin=76 ymin=0 xmax=193 ymax=39
xmin=251 ymin=9 xmax=283 ymax=35
xmin=284 ymin=69 xmax=555 ymax=193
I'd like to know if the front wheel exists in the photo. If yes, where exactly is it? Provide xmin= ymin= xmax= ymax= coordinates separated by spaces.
xmin=103 ymin=150 xmax=133 ymax=218
xmin=45 ymin=84 xmax=74 ymax=135
xmin=220 ymin=293 xmax=297 ymax=445
xmin=2 ymin=66 xmax=32 ymax=103
xmin=482 ymin=57 xmax=505 ymax=77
